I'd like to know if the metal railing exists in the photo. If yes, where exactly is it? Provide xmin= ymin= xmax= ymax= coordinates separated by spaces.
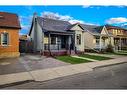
xmin=44 ymin=43 xmax=69 ymax=50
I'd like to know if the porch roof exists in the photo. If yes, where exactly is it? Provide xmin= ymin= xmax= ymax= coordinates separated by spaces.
xmin=93 ymin=33 xmax=113 ymax=37
xmin=45 ymin=31 xmax=74 ymax=35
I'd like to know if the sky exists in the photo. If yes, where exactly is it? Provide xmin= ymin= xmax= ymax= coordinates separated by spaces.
xmin=0 ymin=6 xmax=127 ymax=35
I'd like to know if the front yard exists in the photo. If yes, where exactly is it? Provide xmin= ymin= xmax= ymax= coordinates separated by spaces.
xmin=79 ymin=54 xmax=112 ymax=61
xmin=106 ymin=51 xmax=127 ymax=56
xmin=55 ymin=54 xmax=112 ymax=64
xmin=56 ymin=56 xmax=91 ymax=64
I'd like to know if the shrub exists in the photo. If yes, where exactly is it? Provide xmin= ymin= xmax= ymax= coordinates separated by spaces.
xmin=106 ymin=44 xmax=114 ymax=53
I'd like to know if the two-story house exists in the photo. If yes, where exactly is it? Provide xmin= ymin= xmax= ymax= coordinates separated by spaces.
xmin=105 ymin=24 xmax=127 ymax=50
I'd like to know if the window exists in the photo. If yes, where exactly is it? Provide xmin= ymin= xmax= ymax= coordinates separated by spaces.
xmin=1 ymin=33 xmax=9 ymax=46
xmin=51 ymin=37 xmax=57 ymax=44
xmin=76 ymin=34 xmax=81 ymax=45
xmin=96 ymin=38 xmax=100 ymax=45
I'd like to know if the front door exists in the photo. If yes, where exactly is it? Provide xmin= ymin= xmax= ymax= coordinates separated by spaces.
xmin=61 ymin=36 xmax=66 ymax=49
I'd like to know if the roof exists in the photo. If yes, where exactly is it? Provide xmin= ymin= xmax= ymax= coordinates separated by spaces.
xmin=37 ymin=17 xmax=71 ymax=32
xmin=0 ymin=12 xmax=21 ymax=29
xmin=80 ymin=24 xmax=102 ymax=35
xmin=105 ymin=24 xmax=127 ymax=30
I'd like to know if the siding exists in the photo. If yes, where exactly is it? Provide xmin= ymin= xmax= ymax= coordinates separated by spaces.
xmin=84 ymin=32 xmax=95 ymax=49
xmin=71 ymin=24 xmax=84 ymax=51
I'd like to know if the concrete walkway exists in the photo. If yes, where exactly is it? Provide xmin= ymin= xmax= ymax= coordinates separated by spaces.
xmin=85 ymin=53 xmax=124 ymax=58
xmin=71 ymin=55 xmax=98 ymax=62
xmin=0 ymin=56 xmax=127 ymax=86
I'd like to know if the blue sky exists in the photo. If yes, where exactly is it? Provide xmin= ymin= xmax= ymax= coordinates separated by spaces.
xmin=0 ymin=6 xmax=127 ymax=35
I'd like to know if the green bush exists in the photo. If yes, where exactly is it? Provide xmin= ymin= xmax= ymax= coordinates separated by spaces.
xmin=106 ymin=44 xmax=114 ymax=53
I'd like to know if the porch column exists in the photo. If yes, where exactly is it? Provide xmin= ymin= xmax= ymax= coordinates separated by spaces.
xmin=99 ymin=36 xmax=102 ymax=51
xmin=119 ymin=37 xmax=122 ymax=50
xmin=48 ymin=33 xmax=51 ymax=52
xmin=68 ymin=35 xmax=71 ymax=49
xmin=73 ymin=33 xmax=76 ymax=53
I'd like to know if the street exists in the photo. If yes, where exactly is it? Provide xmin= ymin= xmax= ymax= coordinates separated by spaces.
xmin=1 ymin=62 xmax=127 ymax=89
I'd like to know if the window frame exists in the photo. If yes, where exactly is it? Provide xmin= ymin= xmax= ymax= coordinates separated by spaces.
xmin=50 ymin=36 xmax=57 ymax=45
xmin=76 ymin=34 xmax=81 ymax=45
xmin=0 ymin=32 xmax=9 ymax=46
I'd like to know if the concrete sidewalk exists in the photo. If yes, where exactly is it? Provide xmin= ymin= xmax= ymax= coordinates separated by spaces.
xmin=0 ymin=56 xmax=127 ymax=86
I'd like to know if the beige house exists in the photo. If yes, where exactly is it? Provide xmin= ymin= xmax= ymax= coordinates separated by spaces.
xmin=79 ymin=24 xmax=114 ymax=51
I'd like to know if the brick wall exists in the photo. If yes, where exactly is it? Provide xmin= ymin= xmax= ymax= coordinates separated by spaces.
xmin=0 ymin=28 xmax=20 ymax=58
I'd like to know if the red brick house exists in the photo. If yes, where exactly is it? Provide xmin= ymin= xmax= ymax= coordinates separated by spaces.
xmin=0 ymin=12 xmax=21 ymax=58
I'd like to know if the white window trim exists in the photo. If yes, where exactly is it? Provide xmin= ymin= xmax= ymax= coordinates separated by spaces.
xmin=0 ymin=32 xmax=10 ymax=46
xmin=76 ymin=34 xmax=81 ymax=45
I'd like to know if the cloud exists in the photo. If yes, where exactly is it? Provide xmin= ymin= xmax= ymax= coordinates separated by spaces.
xmin=42 ymin=11 xmax=97 ymax=25
xmin=19 ymin=15 xmax=32 ymax=23
xmin=106 ymin=17 xmax=127 ymax=24
xmin=21 ymin=24 xmax=30 ymax=30
xmin=121 ymin=23 xmax=127 ymax=27
xmin=19 ymin=15 xmax=33 ymax=34
xmin=69 ymin=19 xmax=85 ymax=24
xmin=42 ymin=11 xmax=72 ymax=21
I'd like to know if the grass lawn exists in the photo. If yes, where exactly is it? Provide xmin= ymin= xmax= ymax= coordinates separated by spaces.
xmin=79 ymin=54 xmax=112 ymax=61
xmin=106 ymin=51 xmax=127 ymax=56
xmin=56 ymin=56 xmax=91 ymax=64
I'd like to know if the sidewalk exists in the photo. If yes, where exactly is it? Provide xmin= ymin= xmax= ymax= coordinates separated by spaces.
xmin=0 ymin=56 xmax=127 ymax=86
xmin=85 ymin=53 xmax=124 ymax=58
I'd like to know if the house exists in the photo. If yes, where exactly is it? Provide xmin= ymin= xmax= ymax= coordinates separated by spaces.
xmin=81 ymin=24 xmax=127 ymax=52
xmin=105 ymin=24 xmax=127 ymax=51
xmin=0 ymin=12 xmax=21 ymax=58
xmin=29 ymin=13 xmax=127 ymax=56
xmin=80 ymin=24 xmax=114 ymax=52
xmin=29 ymin=13 xmax=85 ymax=56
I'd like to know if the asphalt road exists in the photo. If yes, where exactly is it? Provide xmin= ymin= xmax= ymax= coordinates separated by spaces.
xmin=2 ymin=62 xmax=127 ymax=89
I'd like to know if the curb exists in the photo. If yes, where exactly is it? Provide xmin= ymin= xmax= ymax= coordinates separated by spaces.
xmin=93 ymin=62 xmax=127 ymax=69
xmin=0 ymin=80 xmax=34 ymax=89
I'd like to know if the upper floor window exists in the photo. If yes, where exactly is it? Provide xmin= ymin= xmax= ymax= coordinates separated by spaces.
xmin=0 ymin=33 xmax=9 ymax=46
xmin=76 ymin=34 xmax=81 ymax=45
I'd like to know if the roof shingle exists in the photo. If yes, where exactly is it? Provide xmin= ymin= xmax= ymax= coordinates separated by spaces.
xmin=0 ymin=12 xmax=21 ymax=29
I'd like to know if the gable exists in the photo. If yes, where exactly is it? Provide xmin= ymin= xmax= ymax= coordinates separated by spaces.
xmin=70 ymin=24 xmax=84 ymax=31
xmin=101 ymin=26 xmax=109 ymax=35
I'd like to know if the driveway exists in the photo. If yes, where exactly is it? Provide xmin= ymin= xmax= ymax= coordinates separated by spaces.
xmin=0 ymin=54 xmax=70 ymax=75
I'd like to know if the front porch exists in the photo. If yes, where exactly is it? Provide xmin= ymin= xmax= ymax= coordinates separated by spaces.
xmin=114 ymin=37 xmax=127 ymax=51
xmin=94 ymin=35 xmax=112 ymax=51
xmin=43 ymin=32 xmax=75 ymax=56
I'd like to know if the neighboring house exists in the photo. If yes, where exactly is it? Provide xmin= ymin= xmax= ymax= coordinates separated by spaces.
xmin=80 ymin=24 xmax=114 ymax=51
xmin=0 ymin=12 xmax=21 ymax=58
xmin=29 ymin=13 xmax=85 ymax=56
xmin=105 ymin=24 xmax=127 ymax=51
